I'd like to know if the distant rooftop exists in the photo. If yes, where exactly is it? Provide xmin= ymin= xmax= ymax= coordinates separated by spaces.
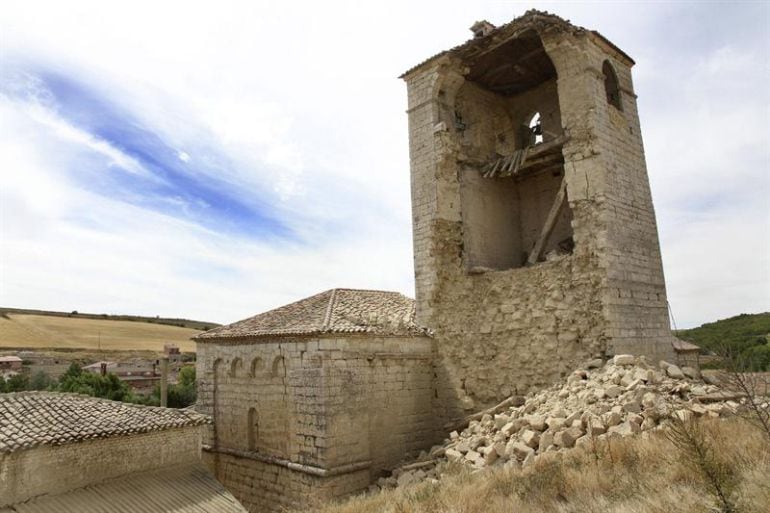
xmin=0 ymin=392 xmax=210 ymax=454
xmin=195 ymin=288 xmax=425 ymax=340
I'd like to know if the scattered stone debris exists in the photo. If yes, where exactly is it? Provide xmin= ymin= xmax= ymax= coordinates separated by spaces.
xmin=376 ymin=356 xmax=746 ymax=490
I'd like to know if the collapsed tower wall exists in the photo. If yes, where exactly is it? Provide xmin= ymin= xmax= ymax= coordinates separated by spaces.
xmin=403 ymin=12 xmax=676 ymax=420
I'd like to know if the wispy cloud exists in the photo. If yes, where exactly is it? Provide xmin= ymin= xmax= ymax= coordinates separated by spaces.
xmin=1 ymin=65 xmax=293 ymax=239
xmin=0 ymin=0 xmax=767 ymax=327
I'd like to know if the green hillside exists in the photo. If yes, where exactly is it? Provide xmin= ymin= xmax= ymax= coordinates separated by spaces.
xmin=676 ymin=312 xmax=770 ymax=370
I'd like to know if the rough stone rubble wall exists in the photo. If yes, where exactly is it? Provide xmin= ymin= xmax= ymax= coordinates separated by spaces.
xmin=196 ymin=335 xmax=435 ymax=513
xmin=405 ymin=25 xmax=675 ymax=421
xmin=0 ymin=427 xmax=201 ymax=506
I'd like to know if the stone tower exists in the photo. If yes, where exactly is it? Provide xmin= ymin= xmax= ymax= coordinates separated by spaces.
xmin=402 ymin=11 xmax=677 ymax=419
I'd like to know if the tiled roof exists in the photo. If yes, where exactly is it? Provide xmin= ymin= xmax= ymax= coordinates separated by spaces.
xmin=195 ymin=288 xmax=425 ymax=340
xmin=400 ymin=9 xmax=633 ymax=79
xmin=0 ymin=463 xmax=247 ymax=513
xmin=0 ymin=392 xmax=211 ymax=454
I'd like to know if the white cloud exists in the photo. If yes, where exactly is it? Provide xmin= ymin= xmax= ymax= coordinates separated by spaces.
xmin=0 ymin=0 xmax=767 ymax=328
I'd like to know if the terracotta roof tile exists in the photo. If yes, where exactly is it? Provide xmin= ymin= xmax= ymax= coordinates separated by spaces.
xmin=195 ymin=288 xmax=425 ymax=340
xmin=1 ymin=463 xmax=247 ymax=513
xmin=0 ymin=392 xmax=211 ymax=454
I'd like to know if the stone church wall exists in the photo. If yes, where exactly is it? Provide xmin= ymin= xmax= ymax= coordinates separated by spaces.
xmin=196 ymin=334 xmax=435 ymax=512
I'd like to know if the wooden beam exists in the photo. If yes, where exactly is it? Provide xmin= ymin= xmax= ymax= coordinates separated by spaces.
xmin=528 ymin=178 xmax=568 ymax=265
xmin=527 ymin=134 xmax=569 ymax=158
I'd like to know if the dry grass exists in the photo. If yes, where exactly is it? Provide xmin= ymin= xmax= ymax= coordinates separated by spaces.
xmin=313 ymin=418 xmax=769 ymax=513
xmin=0 ymin=314 xmax=199 ymax=352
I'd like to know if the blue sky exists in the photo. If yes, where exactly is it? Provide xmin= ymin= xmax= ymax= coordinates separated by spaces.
xmin=1 ymin=0 xmax=768 ymax=327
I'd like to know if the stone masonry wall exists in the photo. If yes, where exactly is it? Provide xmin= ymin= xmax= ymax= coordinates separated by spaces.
xmin=202 ymin=451 xmax=370 ymax=513
xmin=0 ymin=426 xmax=201 ymax=506
xmin=404 ymin=21 xmax=675 ymax=423
xmin=544 ymin=31 xmax=676 ymax=363
xmin=586 ymin=44 xmax=676 ymax=362
xmin=196 ymin=334 xmax=435 ymax=512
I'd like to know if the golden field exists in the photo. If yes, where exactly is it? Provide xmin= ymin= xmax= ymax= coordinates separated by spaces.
xmin=0 ymin=314 xmax=200 ymax=352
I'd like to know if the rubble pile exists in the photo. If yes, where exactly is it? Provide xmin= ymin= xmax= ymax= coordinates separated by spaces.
xmin=379 ymin=356 xmax=744 ymax=489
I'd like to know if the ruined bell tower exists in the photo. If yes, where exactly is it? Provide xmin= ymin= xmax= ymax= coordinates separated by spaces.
xmin=402 ymin=11 xmax=677 ymax=419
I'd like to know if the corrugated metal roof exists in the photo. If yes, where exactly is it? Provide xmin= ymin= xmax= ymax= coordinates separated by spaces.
xmin=0 ymin=463 xmax=247 ymax=513
xmin=195 ymin=288 xmax=426 ymax=340
xmin=0 ymin=392 xmax=211 ymax=454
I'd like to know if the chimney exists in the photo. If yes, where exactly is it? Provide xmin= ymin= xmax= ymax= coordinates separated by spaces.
xmin=470 ymin=20 xmax=496 ymax=38
xmin=100 ymin=362 xmax=107 ymax=376
xmin=160 ymin=357 xmax=169 ymax=407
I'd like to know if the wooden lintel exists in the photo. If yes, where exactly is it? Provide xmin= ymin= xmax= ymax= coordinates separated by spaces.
xmin=526 ymin=134 xmax=569 ymax=159
xmin=527 ymin=178 xmax=567 ymax=265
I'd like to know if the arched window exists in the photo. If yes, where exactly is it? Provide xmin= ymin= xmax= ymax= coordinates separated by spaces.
xmin=528 ymin=112 xmax=543 ymax=145
xmin=603 ymin=60 xmax=622 ymax=111
xmin=212 ymin=358 xmax=224 ymax=383
xmin=229 ymin=358 xmax=242 ymax=378
xmin=250 ymin=357 xmax=263 ymax=377
xmin=248 ymin=407 xmax=259 ymax=451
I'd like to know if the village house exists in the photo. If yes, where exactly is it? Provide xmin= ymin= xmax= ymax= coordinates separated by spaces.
xmin=0 ymin=391 xmax=246 ymax=512
xmin=0 ymin=356 xmax=22 ymax=372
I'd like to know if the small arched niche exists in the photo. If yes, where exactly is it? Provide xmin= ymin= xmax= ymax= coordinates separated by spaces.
xmin=229 ymin=358 xmax=243 ymax=378
xmin=212 ymin=358 xmax=224 ymax=383
xmin=271 ymin=355 xmax=285 ymax=378
xmin=250 ymin=357 xmax=264 ymax=377
xmin=603 ymin=60 xmax=623 ymax=111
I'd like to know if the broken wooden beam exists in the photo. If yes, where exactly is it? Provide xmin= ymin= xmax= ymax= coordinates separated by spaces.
xmin=527 ymin=177 xmax=567 ymax=265
xmin=526 ymin=134 xmax=569 ymax=159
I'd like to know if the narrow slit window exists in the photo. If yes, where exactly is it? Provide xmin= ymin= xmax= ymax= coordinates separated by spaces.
xmin=248 ymin=407 xmax=259 ymax=451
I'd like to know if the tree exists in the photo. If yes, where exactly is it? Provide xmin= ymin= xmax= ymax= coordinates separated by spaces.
xmin=59 ymin=362 xmax=83 ymax=383
xmin=29 ymin=370 xmax=54 ymax=391
xmin=138 ymin=366 xmax=197 ymax=408
xmin=178 ymin=366 xmax=195 ymax=387
xmin=59 ymin=368 xmax=132 ymax=402
xmin=6 ymin=373 xmax=29 ymax=392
